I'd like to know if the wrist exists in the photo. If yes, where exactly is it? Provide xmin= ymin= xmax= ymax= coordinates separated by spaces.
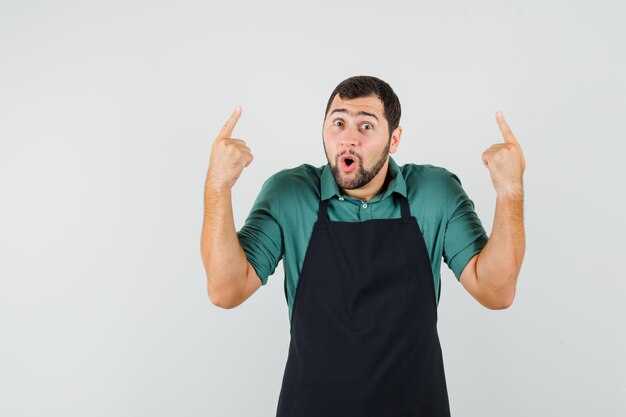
xmin=204 ymin=181 xmax=232 ymax=196
xmin=495 ymin=184 xmax=524 ymax=200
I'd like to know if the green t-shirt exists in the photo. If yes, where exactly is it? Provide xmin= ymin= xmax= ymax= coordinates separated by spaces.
xmin=237 ymin=156 xmax=488 ymax=324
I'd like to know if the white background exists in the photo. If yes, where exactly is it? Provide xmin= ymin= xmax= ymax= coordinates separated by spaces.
xmin=1 ymin=0 xmax=624 ymax=416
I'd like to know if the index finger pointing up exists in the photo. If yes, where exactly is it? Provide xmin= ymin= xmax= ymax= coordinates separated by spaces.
xmin=495 ymin=111 xmax=519 ymax=145
xmin=218 ymin=106 xmax=242 ymax=139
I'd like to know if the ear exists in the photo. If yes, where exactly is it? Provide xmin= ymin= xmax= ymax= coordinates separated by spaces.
xmin=389 ymin=126 xmax=402 ymax=154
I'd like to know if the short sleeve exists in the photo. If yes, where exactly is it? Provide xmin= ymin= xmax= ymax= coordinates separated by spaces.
xmin=237 ymin=175 xmax=285 ymax=285
xmin=442 ymin=172 xmax=489 ymax=280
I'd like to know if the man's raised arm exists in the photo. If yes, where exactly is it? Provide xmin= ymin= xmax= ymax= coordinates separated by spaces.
xmin=200 ymin=106 xmax=262 ymax=309
xmin=460 ymin=111 xmax=526 ymax=309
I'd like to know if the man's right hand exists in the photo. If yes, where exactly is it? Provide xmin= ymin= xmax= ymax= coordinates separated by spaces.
xmin=204 ymin=106 xmax=253 ymax=191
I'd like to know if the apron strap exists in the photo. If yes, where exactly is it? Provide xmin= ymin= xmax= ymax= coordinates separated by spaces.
xmin=317 ymin=199 xmax=330 ymax=228
xmin=398 ymin=194 xmax=411 ymax=222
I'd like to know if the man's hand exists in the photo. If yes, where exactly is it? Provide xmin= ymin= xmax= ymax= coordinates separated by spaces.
xmin=205 ymin=106 xmax=254 ymax=191
xmin=482 ymin=111 xmax=526 ymax=196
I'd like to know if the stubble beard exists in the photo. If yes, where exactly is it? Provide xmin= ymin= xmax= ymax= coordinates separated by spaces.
xmin=326 ymin=138 xmax=391 ymax=190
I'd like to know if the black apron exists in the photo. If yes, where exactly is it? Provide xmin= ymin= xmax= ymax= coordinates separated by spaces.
xmin=276 ymin=194 xmax=451 ymax=417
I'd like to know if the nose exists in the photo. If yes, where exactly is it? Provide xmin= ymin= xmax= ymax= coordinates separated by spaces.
xmin=339 ymin=125 xmax=360 ymax=148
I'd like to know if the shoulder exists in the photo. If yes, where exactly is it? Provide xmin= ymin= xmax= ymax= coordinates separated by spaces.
xmin=399 ymin=163 xmax=460 ymax=196
xmin=398 ymin=163 xmax=471 ymax=220
xmin=259 ymin=163 xmax=323 ymax=202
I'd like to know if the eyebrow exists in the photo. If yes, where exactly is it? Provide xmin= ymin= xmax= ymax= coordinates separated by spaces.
xmin=329 ymin=108 xmax=379 ymax=122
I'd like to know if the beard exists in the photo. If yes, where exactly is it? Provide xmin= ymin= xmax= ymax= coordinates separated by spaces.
xmin=325 ymin=138 xmax=391 ymax=190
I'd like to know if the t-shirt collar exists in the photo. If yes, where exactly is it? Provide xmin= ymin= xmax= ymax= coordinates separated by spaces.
xmin=320 ymin=156 xmax=407 ymax=201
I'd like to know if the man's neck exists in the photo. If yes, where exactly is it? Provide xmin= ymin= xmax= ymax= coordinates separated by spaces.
xmin=341 ymin=162 xmax=392 ymax=202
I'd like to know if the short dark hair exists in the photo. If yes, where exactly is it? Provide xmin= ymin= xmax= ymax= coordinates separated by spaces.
xmin=324 ymin=75 xmax=401 ymax=139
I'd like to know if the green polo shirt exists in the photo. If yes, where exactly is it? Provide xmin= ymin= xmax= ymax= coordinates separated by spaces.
xmin=237 ymin=157 xmax=488 ymax=324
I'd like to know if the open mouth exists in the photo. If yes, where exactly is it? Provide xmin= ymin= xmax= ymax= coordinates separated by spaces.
xmin=339 ymin=154 xmax=358 ymax=172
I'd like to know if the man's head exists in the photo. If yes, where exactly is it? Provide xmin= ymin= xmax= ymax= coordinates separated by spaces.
xmin=324 ymin=75 xmax=401 ymax=139
xmin=322 ymin=75 xmax=402 ymax=193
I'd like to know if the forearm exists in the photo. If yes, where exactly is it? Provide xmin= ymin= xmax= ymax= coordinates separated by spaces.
xmin=475 ymin=190 xmax=525 ymax=308
xmin=200 ymin=186 xmax=248 ymax=305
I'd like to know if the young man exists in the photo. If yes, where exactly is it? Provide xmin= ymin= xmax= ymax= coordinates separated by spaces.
xmin=201 ymin=75 xmax=525 ymax=416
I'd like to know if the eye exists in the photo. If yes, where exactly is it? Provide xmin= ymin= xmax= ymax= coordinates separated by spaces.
xmin=362 ymin=123 xmax=373 ymax=130
xmin=333 ymin=120 xmax=344 ymax=127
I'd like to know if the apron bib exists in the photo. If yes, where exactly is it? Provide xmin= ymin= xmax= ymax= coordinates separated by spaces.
xmin=276 ymin=194 xmax=451 ymax=417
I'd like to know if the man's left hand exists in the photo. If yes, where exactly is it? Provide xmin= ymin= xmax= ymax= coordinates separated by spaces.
xmin=482 ymin=111 xmax=526 ymax=196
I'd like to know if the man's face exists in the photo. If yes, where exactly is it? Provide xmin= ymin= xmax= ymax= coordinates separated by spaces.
xmin=322 ymin=94 xmax=400 ymax=190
